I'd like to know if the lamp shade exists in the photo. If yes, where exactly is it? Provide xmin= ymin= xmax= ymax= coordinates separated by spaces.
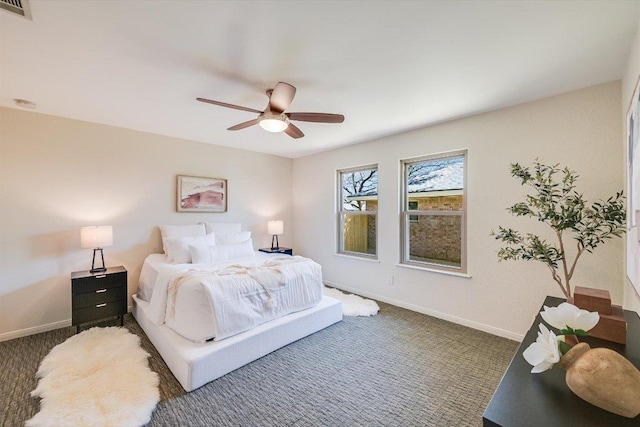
xmin=81 ymin=226 xmax=113 ymax=249
xmin=267 ymin=220 xmax=284 ymax=235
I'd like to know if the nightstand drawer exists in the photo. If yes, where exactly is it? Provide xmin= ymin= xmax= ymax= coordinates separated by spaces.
xmin=72 ymin=285 xmax=126 ymax=309
xmin=72 ymin=299 xmax=127 ymax=325
xmin=72 ymin=270 xmax=127 ymax=294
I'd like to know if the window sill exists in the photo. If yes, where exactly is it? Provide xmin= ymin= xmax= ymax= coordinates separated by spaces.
xmin=395 ymin=262 xmax=471 ymax=278
xmin=334 ymin=253 xmax=381 ymax=263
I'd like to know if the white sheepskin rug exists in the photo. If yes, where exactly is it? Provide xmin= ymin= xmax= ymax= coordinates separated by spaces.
xmin=323 ymin=286 xmax=379 ymax=316
xmin=27 ymin=327 xmax=159 ymax=427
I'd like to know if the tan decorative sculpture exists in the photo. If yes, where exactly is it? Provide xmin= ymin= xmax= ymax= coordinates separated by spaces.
xmin=559 ymin=343 xmax=640 ymax=418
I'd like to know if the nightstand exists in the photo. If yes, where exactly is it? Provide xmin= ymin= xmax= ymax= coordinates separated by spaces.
xmin=259 ymin=247 xmax=293 ymax=256
xmin=71 ymin=266 xmax=127 ymax=333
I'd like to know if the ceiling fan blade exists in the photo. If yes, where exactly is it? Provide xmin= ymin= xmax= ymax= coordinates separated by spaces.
xmin=269 ymin=82 xmax=296 ymax=113
xmin=286 ymin=112 xmax=345 ymax=123
xmin=227 ymin=118 xmax=260 ymax=131
xmin=284 ymin=123 xmax=304 ymax=139
xmin=197 ymin=98 xmax=262 ymax=114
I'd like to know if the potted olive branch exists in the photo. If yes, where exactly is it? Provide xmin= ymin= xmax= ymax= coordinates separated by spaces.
xmin=491 ymin=160 xmax=626 ymax=299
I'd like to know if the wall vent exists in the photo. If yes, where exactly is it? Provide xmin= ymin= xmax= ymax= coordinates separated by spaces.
xmin=0 ymin=0 xmax=31 ymax=20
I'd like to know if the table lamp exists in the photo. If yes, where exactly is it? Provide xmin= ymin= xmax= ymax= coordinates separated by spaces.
xmin=81 ymin=225 xmax=113 ymax=273
xmin=267 ymin=220 xmax=283 ymax=250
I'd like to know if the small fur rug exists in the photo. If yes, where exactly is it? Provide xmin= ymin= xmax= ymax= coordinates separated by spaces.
xmin=27 ymin=327 xmax=159 ymax=427
xmin=323 ymin=286 xmax=379 ymax=316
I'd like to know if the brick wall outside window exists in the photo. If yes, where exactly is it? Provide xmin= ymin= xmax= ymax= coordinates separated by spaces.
xmin=365 ymin=195 xmax=462 ymax=263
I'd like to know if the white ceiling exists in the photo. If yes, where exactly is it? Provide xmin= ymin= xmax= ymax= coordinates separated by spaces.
xmin=1 ymin=1 xmax=639 ymax=158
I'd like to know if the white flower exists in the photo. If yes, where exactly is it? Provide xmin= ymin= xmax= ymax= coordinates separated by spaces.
xmin=523 ymin=323 xmax=562 ymax=373
xmin=540 ymin=302 xmax=600 ymax=332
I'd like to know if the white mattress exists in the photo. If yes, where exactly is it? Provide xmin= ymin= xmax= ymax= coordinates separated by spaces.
xmin=132 ymin=294 xmax=342 ymax=392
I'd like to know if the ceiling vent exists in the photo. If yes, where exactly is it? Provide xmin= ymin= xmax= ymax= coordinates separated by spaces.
xmin=0 ymin=0 xmax=31 ymax=20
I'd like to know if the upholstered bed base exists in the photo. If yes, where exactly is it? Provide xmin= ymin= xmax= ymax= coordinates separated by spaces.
xmin=132 ymin=294 xmax=342 ymax=391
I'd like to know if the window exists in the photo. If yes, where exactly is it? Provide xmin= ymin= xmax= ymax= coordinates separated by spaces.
xmin=401 ymin=151 xmax=466 ymax=273
xmin=338 ymin=165 xmax=378 ymax=258
xmin=408 ymin=201 xmax=419 ymax=223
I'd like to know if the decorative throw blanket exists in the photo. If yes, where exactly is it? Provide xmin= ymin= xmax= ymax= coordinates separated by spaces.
xmin=167 ymin=257 xmax=307 ymax=317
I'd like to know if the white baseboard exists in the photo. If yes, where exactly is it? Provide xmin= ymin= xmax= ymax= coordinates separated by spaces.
xmin=2 ymin=293 xmax=520 ymax=343
xmin=0 ymin=306 xmax=133 ymax=343
xmin=0 ymin=319 xmax=71 ymax=342
xmin=324 ymin=280 xmax=524 ymax=342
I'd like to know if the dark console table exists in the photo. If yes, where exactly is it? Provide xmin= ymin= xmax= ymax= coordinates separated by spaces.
xmin=483 ymin=296 xmax=640 ymax=427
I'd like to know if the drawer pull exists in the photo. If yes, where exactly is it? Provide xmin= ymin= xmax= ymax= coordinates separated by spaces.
xmin=95 ymin=274 xmax=107 ymax=279
xmin=95 ymin=289 xmax=107 ymax=293
xmin=96 ymin=303 xmax=107 ymax=308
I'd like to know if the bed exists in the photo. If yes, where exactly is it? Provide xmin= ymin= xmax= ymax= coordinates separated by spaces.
xmin=131 ymin=222 xmax=342 ymax=391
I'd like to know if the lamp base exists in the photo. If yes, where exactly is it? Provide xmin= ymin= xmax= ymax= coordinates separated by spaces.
xmin=90 ymin=248 xmax=107 ymax=274
xmin=271 ymin=235 xmax=279 ymax=250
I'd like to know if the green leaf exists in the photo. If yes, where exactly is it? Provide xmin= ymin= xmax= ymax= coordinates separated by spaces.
xmin=558 ymin=340 xmax=573 ymax=355
xmin=559 ymin=327 xmax=575 ymax=335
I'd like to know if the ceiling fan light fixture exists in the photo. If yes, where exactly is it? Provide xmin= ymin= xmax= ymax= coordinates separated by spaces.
xmin=259 ymin=114 xmax=289 ymax=132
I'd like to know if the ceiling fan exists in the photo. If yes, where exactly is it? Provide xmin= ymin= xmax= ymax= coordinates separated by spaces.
xmin=197 ymin=82 xmax=344 ymax=139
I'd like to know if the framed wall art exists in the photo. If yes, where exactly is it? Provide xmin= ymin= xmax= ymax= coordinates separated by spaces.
xmin=626 ymin=75 xmax=640 ymax=293
xmin=177 ymin=175 xmax=227 ymax=213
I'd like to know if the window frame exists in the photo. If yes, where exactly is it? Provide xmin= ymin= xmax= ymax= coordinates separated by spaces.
xmin=408 ymin=201 xmax=419 ymax=223
xmin=336 ymin=164 xmax=379 ymax=259
xmin=400 ymin=150 xmax=467 ymax=274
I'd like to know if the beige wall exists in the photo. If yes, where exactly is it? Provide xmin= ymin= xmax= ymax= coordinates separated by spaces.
xmin=292 ymin=82 xmax=624 ymax=340
xmin=0 ymin=107 xmax=293 ymax=340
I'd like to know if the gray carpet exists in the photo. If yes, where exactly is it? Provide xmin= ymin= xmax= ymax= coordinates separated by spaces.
xmin=0 ymin=301 xmax=518 ymax=426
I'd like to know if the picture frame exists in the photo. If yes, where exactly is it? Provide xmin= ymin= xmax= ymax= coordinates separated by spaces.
xmin=177 ymin=175 xmax=227 ymax=213
xmin=625 ymin=75 xmax=640 ymax=293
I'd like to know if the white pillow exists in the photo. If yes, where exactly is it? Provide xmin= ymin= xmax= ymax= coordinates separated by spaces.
xmin=190 ymin=239 xmax=255 ymax=264
xmin=159 ymin=224 xmax=206 ymax=253
xmin=215 ymin=231 xmax=251 ymax=245
xmin=189 ymin=244 xmax=216 ymax=264
xmin=164 ymin=232 xmax=216 ymax=264
xmin=211 ymin=239 xmax=255 ymax=262
xmin=204 ymin=222 xmax=241 ymax=234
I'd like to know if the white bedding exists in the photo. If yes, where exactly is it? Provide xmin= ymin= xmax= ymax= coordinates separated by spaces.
xmin=137 ymin=252 xmax=323 ymax=342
